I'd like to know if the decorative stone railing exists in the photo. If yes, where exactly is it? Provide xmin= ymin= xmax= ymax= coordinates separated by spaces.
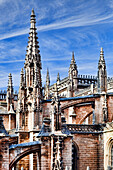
xmin=65 ymin=124 xmax=104 ymax=134
xmin=77 ymin=75 xmax=97 ymax=80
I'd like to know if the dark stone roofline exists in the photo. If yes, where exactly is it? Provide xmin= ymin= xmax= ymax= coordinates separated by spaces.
xmin=42 ymin=94 xmax=100 ymax=103
xmin=9 ymin=141 xmax=41 ymax=149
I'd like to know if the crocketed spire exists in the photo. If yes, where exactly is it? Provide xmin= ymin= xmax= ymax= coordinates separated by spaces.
xmin=25 ymin=9 xmax=41 ymax=67
xmin=70 ymin=52 xmax=77 ymax=70
xmin=97 ymin=47 xmax=107 ymax=93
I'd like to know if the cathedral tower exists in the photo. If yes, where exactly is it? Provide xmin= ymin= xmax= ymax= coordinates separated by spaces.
xmin=17 ymin=9 xmax=42 ymax=132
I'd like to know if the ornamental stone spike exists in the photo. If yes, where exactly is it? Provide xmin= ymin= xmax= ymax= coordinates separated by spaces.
xmin=25 ymin=9 xmax=40 ymax=61
xmin=7 ymin=73 xmax=14 ymax=112
xmin=100 ymin=47 xmax=104 ymax=61
xmin=97 ymin=47 xmax=107 ymax=93
xmin=8 ymin=73 xmax=13 ymax=87
xmin=57 ymin=72 xmax=60 ymax=82
xmin=71 ymin=51 xmax=75 ymax=64
xmin=46 ymin=68 xmax=50 ymax=87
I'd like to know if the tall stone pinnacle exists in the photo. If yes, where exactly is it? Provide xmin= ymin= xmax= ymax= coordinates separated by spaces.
xmin=69 ymin=52 xmax=77 ymax=71
xmin=57 ymin=72 xmax=60 ymax=82
xmin=97 ymin=47 xmax=107 ymax=93
xmin=71 ymin=51 xmax=75 ymax=64
xmin=98 ymin=47 xmax=105 ymax=67
xmin=7 ymin=73 xmax=13 ymax=93
xmin=25 ymin=9 xmax=41 ymax=67
xmin=100 ymin=47 xmax=105 ymax=61
xmin=46 ymin=68 xmax=50 ymax=87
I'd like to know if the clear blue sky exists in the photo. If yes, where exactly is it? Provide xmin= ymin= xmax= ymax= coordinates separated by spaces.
xmin=0 ymin=0 xmax=113 ymax=91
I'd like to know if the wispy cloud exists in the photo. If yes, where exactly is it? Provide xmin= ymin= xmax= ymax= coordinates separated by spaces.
xmin=0 ymin=0 xmax=113 ymax=89
xmin=0 ymin=60 xmax=24 ymax=63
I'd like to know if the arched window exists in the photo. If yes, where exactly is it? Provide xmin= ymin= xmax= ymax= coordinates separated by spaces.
xmin=72 ymin=143 xmax=79 ymax=170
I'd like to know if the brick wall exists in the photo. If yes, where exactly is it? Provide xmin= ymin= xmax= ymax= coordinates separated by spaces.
xmin=0 ymin=138 xmax=9 ymax=170
xmin=73 ymin=133 xmax=104 ymax=170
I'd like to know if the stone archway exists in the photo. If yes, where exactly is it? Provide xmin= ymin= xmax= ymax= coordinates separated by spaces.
xmin=9 ymin=142 xmax=41 ymax=170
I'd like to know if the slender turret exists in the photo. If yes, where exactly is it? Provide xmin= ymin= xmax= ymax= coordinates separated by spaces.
xmin=97 ymin=47 xmax=107 ymax=93
xmin=46 ymin=68 xmax=50 ymax=87
xmin=45 ymin=68 xmax=50 ymax=99
xmin=7 ymin=73 xmax=14 ymax=111
xmin=69 ymin=52 xmax=78 ymax=77
xmin=57 ymin=72 xmax=60 ymax=84
xmin=68 ymin=52 xmax=78 ymax=97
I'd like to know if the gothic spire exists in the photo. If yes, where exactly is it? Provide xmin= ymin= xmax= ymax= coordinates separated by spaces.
xmin=25 ymin=9 xmax=41 ymax=67
xmin=70 ymin=52 xmax=77 ymax=70
xmin=46 ymin=68 xmax=50 ymax=87
xmin=97 ymin=47 xmax=107 ymax=93
xmin=71 ymin=51 xmax=75 ymax=64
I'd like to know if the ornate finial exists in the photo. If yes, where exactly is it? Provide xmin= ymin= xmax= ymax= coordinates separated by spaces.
xmin=46 ymin=68 xmax=50 ymax=86
xmin=69 ymin=52 xmax=77 ymax=72
xmin=30 ymin=8 xmax=36 ymax=30
xmin=21 ymin=68 xmax=24 ymax=75
xmin=31 ymin=8 xmax=35 ymax=15
xmin=8 ymin=73 xmax=13 ymax=88
xmin=57 ymin=72 xmax=60 ymax=82
xmin=72 ymin=51 xmax=75 ymax=63
xmin=98 ymin=47 xmax=107 ymax=93
xmin=101 ymin=47 xmax=103 ymax=52
xmin=100 ymin=47 xmax=104 ymax=58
